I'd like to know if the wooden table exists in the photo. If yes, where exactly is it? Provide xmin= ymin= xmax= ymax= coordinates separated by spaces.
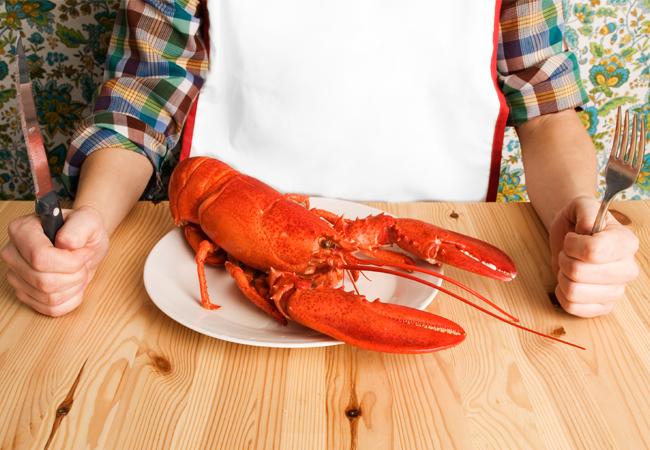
xmin=1 ymin=200 xmax=649 ymax=450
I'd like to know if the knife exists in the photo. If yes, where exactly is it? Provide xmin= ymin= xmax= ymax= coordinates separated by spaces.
xmin=15 ymin=35 xmax=64 ymax=244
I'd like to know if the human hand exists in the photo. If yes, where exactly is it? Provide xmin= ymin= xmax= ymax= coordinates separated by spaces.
xmin=549 ymin=195 xmax=639 ymax=317
xmin=1 ymin=206 xmax=110 ymax=316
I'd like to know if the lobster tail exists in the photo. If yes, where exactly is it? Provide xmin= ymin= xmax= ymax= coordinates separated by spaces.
xmin=169 ymin=157 xmax=240 ymax=225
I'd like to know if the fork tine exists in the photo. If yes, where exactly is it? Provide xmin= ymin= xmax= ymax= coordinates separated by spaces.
xmin=592 ymin=108 xmax=641 ymax=235
xmin=635 ymin=118 xmax=646 ymax=171
xmin=627 ymin=114 xmax=638 ymax=164
xmin=618 ymin=110 xmax=630 ymax=161
xmin=611 ymin=107 xmax=623 ymax=160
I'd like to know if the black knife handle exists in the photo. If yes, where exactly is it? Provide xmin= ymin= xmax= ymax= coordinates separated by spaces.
xmin=35 ymin=190 xmax=65 ymax=244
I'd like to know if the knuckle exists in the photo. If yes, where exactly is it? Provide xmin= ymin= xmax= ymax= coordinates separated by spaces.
xmin=5 ymin=270 xmax=19 ymax=289
xmin=44 ymin=292 xmax=65 ymax=307
xmin=578 ymin=242 xmax=606 ymax=263
xmin=561 ymin=260 xmax=585 ymax=282
xmin=29 ymin=249 xmax=50 ymax=272
xmin=628 ymin=261 xmax=640 ymax=281
xmin=6 ymin=218 xmax=22 ymax=238
xmin=48 ymin=308 xmax=68 ymax=318
xmin=0 ymin=245 xmax=11 ymax=265
xmin=7 ymin=215 xmax=34 ymax=239
xmin=59 ymin=218 xmax=90 ymax=244
xmin=628 ymin=232 xmax=640 ymax=251
xmin=35 ymin=273 xmax=58 ymax=294
xmin=614 ymin=284 xmax=627 ymax=300
xmin=14 ymin=289 xmax=31 ymax=305
xmin=561 ymin=281 xmax=581 ymax=303
xmin=80 ymin=205 xmax=101 ymax=221
xmin=600 ymin=303 xmax=615 ymax=316
xmin=556 ymin=292 xmax=579 ymax=315
xmin=49 ymin=294 xmax=82 ymax=317
xmin=56 ymin=229 xmax=82 ymax=249
xmin=561 ymin=301 xmax=580 ymax=316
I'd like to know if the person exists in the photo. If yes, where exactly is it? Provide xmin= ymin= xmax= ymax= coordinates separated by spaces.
xmin=1 ymin=0 xmax=640 ymax=318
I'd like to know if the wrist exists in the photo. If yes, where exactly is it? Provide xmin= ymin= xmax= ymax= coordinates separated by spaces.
xmin=518 ymin=110 xmax=598 ymax=231
xmin=73 ymin=147 xmax=154 ymax=235
xmin=548 ymin=194 xmax=598 ymax=229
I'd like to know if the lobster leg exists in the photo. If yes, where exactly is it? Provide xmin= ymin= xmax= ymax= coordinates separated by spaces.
xmin=224 ymin=261 xmax=288 ymax=325
xmin=184 ymin=223 xmax=228 ymax=265
xmin=276 ymin=286 xmax=466 ymax=353
xmin=196 ymin=240 xmax=221 ymax=310
xmin=186 ymin=223 xmax=283 ymax=317
xmin=192 ymin=234 xmax=289 ymax=324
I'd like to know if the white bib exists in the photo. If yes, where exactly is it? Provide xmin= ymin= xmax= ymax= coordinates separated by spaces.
xmin=184 ymin=0 xmax=507 ymax=202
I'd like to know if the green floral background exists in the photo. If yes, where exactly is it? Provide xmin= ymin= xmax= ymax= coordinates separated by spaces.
xmin=499 ymin=0 xmax=650 ymax=202
xmin=0 ymin=0 xmax=649 ymax=203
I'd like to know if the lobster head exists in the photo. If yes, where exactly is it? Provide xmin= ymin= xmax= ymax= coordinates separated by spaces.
xmin=169 ymin=157 xmax=355 ymax=280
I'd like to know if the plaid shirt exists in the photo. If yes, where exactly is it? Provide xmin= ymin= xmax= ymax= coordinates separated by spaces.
xmin=63 ymin=0 xmax=588 ymax=198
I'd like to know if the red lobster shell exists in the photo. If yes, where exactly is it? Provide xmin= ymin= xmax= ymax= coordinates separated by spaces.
xmin=169 ymin=157 xmax=581 ymax=353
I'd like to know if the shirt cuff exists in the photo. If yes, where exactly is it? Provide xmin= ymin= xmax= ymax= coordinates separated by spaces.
xmin=63 ymin=112 xmax=168 ymax=199
xmin=499 ymin=51 xmax=589 ymax=127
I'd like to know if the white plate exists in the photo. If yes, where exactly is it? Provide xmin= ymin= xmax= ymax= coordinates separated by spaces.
xmin=143 ymin=197 xmax=443 ymax=348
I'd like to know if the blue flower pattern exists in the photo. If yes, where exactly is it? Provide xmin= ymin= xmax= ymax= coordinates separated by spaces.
xmin=502 ymin=0 xmax=650 ymax=202
xmin=1 ymin=1 xmax=650 ymax=202
xmin=0 ymin=0 xmax=117 ymax=200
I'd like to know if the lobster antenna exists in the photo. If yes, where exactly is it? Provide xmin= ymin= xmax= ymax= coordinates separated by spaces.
xmin=342 ymin=264 xmax=584 ymax=350
xmin=345 ymin=269 xmax=361 ymax=296
xmin=345 ymin=255 xmax=520 ymax=323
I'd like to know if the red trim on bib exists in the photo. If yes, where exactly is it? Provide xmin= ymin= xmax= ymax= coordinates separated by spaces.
xmin=180 ymin=99 xmax=197 ymax=161
xmin=181 ymin=0 xmax=210 ymax=162
xmin=182 ymin=2 xmax=507 ymax=200
xmin=486 ymin=0 xmax=510 ymax=202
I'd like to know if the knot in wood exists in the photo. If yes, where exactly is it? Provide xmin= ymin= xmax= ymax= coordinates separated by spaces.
xmin=346 ymin=409 xmax=361 ymax=418
xmin=449 ymin=212 xmax=459 ymax=219
xmin=56 ymin=407 xmax=69 ymax=417
xmin=610 ymin=210 xmax=632 ymax=226
xmin=550 ymin=326 xmax=567 ymax=337
xmin=153 ymin=356 xmax=172 ymax=374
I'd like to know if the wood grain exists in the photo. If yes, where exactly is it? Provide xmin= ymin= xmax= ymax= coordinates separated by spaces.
xmin=1 ymin=200 xmax=649 ymax=449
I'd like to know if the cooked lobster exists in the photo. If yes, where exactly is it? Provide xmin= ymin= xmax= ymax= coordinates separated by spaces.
xmin=168 ymin=156 xmax=581 ymax=353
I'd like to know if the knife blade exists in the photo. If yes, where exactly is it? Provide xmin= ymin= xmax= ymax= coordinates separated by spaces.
xmin=15 ymin=35 xmax=64 ymax=244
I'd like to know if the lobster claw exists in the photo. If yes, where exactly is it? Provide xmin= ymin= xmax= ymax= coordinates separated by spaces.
xmin=277 ymin=287 xmax=466 ymax=353
xmin=390 ymin=219 xmax=517 ymax=282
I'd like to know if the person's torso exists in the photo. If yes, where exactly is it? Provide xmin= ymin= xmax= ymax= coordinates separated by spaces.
xmin=186 ymin=0 xmax=507 ymax=202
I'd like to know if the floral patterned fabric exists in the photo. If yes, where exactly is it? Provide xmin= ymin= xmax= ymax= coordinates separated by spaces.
xmin=499 ymin=0 xmax=650 ymax=202
xmin=1 ymin=0 xmax=649 ymax=203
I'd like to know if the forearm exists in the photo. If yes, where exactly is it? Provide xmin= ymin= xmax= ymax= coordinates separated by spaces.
xmin=516 ymin=109 xmax=598 ymax=230
xmin=72 ymin=148 xmax=153 ymax=235
xmin=62 ymin=0 xmax=207 ymax=199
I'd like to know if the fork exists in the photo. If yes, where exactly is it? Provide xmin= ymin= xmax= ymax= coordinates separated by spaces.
xmin=592 ymin=107 xmax=646 ymax=234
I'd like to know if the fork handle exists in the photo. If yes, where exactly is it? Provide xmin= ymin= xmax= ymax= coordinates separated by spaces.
xmin=591 ymin=187 xmax=616 ymax=235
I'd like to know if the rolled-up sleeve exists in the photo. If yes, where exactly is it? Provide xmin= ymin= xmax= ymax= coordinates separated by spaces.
xmin=498 ymin=0 xmax=589 ymax=127
xmin=62 ymin=0 xmax=209 ymax=198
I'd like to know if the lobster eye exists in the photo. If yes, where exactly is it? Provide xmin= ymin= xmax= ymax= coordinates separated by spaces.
xmin=319 ymin=237 xmax=335 ymax=249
